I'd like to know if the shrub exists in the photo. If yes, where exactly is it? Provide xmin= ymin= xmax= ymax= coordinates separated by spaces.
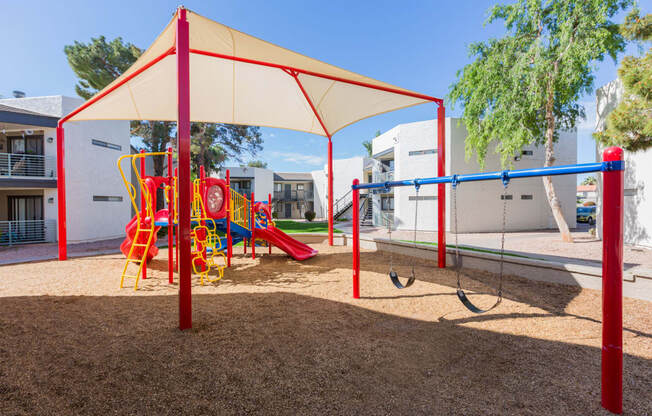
xmin=583 ymin=201 xmax=596 ymax=206
xmin=272 ymin=211 xmax=278 ymax=219
xmin=304 ymin=210 xmax=316 ymax=222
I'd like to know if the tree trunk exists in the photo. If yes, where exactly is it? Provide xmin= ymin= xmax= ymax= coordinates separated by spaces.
xmin=543 ymin=82 xmax=573 ymax=243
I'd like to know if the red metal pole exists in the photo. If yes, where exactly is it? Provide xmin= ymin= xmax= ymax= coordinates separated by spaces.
xmin=601 ymin=146 xmax=624 ymax=414
xmin=268 ymin=193 xmax=272 ymax=254
xmin=167 ymin=147 xmax=174 ymax=284
xmin=328 ymin=137 xmax=334 ymax=246
xmin=176 ymin=7 xmax=192 ymax=330
xmin=352 ymin=179 xmax=360 ymax=299
xmin=56 ymin=125 xmax=67 ymax=260
xmin=140 ymin=149 xmax=147 ymax=280
xmin=175 ymin=167 xmax=179 ymax=272
xmin=437 ymin=105 xmax=446 ymax=268
xmin=251 ymin=192 xmax=256 ymax=259
xmin=226 ymin=170 xmax=232 ymax=267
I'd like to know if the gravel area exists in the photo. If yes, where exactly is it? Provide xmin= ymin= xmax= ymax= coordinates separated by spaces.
xmin=0 ymin=242 xmax=650 ymax=415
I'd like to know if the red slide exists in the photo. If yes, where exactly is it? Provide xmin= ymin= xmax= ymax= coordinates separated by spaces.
xmin=255 ymin=226 xmax=318 ymax=261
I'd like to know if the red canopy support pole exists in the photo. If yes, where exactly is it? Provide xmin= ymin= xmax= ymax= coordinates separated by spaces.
xmin=56 ymin=124 xmax=67 ymax=260
xmin=251 ymin=192 xmax=256 ymax=259
xmin=328 ymin=137 xmax=334 ymax=246
xmin=176 ymin=7 xmax=192 ymax=330
xmin=437 ymin=105 xmax=446 ymax=268
xmin=352 ymin=179 xmax=360 ymax=299
xmin=175 ymin=167 xmax=179 ymax=271
xmin=601 ymin=146 xmax=624 ymax=415
xmin=167 ymin=147 xmax=174 ymax=284
xmin=268 ymin=193 xmax=272 ymax=254
xmin=226 ymin=169 xmax=232 ymax=267
xmin=140 ymin=149 xmax=147 ymax=280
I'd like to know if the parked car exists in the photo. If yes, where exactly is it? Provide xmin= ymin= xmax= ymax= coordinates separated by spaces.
xmin=577 ymin=206 xmax=596 ymax=225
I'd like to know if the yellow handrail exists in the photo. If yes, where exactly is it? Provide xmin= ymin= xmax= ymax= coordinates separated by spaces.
xmin=229 ymin=188 xmax=250 ymax=230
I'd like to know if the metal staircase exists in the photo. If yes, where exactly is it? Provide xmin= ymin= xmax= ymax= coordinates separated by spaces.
xmin=360 ymin=195 xmax=373 ymax=226
xmin=333 ymin=190 xmax=373 ymax=226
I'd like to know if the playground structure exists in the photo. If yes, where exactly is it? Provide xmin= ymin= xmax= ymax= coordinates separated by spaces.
xmin=116 ymin=149 xmax=317 ymax=290
xmin=350 ymin=147 xmax=625 ymax=414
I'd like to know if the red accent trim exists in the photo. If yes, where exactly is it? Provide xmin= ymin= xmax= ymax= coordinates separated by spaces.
xmin=437 ymin=106 xmax=446 ymax=268
xmin=189 ymin=49 xmax=442 ymax=104
xmin=601 ymin=146 xmax=623 ymax=414
xmin=289 ymin=70 xmax=331 ymax=138
xmin=177 ymin=7 xmax=192 ymax=330
xmin=59 ymin=46 xmax=175 ymax=126
xmin=352 ymin=179 xmax=360 ymax=298
xmin=328 ymin=138 xmax=334 ymax=245
xmin=226 ymin=170 xmax=232 ymax=266
xmin=56 ymin=127 xmax=67 ymax=260
xmin=167 ymin=147 xmax=174 ymax=284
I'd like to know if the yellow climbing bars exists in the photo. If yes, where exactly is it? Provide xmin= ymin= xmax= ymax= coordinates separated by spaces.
xmin=191 ymin=179 xmax=226 ymax=285
xmin=229 ymin=188 xmax=250 ymax=230
xmin=117 ymin=151 xmax=171 ymax=290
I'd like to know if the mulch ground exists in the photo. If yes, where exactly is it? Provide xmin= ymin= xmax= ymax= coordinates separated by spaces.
xmin=0 ymin=242 xmax=650 ymax=415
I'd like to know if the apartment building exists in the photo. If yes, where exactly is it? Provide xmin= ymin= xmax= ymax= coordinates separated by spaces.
xmin=0 ymin=95 xmax=131 ymax=245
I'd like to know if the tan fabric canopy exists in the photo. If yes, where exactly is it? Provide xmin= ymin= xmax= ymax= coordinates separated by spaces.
xmin=63 ymin=9 xmax=439 ymax=137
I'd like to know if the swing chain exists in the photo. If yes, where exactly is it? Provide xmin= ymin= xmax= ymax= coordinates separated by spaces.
xmin=497 ymin=182 xmax=509 ymax=300
xmin=454 ymin=182 xmax=461 ymax=290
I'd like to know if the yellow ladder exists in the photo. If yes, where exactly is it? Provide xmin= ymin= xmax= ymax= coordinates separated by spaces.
xmin=117 ymin=151 xmax=170 ymax=290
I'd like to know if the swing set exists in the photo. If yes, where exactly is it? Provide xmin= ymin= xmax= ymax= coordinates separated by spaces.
xmin=351 ymin=146 xmax=625 ymax=413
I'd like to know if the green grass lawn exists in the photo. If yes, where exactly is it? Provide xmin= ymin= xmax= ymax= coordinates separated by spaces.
xmin=273 ymin=220 xmax=342 ymax=234
xmin=398 ymin=240 xmax=540 ymax=260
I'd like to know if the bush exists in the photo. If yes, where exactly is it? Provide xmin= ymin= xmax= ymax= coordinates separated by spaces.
xmin=304 ymin=210 xmax=316 ymax=222
xmin=272 ymin=211 xmax=278 ymax=219
xmin=583 ymin=201 xmax=596 ymax=206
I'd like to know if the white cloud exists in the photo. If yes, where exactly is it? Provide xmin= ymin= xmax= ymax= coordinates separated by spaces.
xmin=269 ymin=151 xmax=325 ymax=166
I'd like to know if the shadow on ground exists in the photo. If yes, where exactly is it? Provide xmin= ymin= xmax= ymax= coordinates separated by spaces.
xmin=0 ymin=292 xmax=650 ymax=415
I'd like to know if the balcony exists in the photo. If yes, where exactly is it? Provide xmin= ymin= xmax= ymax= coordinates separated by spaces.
xmin=274 ymin=190 xmax=314 ymax=201
xmin=0 ymin=220 xmax=56 ymax=246
xmin=0 ymin=153 xmax=56 ymax=178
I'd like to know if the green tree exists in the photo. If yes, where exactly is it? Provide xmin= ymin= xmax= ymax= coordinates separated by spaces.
xmin=581 ymin=176 xmax=597 ymax=185
xmin=247 ymin=160 xmax=268 ymax=168
xmin=190 ymin=123 xmax=263 ymax=177
xmin=449 ymin=0 xmax=631 ymax=242
xmin=64 ymin=36 xmax=142 ymax=100
xmin=594 ymin=9 xmax=652 ymax=151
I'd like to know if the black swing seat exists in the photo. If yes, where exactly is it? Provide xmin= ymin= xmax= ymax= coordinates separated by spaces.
xmin=456 ymin=289 xmax=501 ymax=314
xmin=389 ymin=269 xmax=415 ymax=289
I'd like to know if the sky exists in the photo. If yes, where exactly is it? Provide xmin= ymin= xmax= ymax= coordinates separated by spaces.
xmin=1 ymin=0 xmax=649 ymax=178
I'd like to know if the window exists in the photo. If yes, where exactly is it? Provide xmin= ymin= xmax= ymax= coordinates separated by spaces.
xmin=92 ymin=139 xmax=122 ymax=151
xmin=624 ymin=188 xmax=637 ymax=197
xmin=93 ymin=195 xmax=123 ymax=202
xmin=522 ymin=150 xmax=533 ymax=156
xmin=381 ymin=196 xmax=394 ymax=211
xmin=297 ymin=184 xmax=304 ymax=190
xmin=408 ymin=149 xmax=437 ymax=156
xmin=408 ymin=195 xmax=437 ymax=201
xmin=381 ymin=159 xmax=394 ymax=171
xmin=521 ymin=194 xmax=533 ymax=200
xmin=274 ymin=183 xmax=282 ymax=192
xmin=500 ymin=194 xmax=513 ymax=200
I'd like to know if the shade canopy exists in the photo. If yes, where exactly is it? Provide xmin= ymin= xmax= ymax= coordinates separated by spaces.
xmin=63 ymin=9 xmax=440 ymax=137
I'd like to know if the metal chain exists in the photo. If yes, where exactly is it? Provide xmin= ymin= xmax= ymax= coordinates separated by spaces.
xmin=387 ymin=210 xmax=394 ymax=272
xmin=454 ymin=183 xmax=461 ymax=289
xmin=498 ymin=185 xmax=508 ymax=299
xmin=413 ymin=186 xmax=420 ymax=247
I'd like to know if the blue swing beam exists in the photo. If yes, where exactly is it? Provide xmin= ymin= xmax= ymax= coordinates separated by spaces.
xmin=350 ymin=147 xmax=626 ymax=414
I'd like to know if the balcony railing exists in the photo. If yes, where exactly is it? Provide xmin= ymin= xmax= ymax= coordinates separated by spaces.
xmin=274 ymin=190 xmax=314 ymax=200
xmin=374 ymin=170 xmax=394 ymax=183
xmin=0 ymin=153 xmax=57 ymax=178
xmin=0 ymin=220 xmax=56 ymax=246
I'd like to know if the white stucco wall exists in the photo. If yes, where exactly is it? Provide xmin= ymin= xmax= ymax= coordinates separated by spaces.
xmin=595 ymin=80 xmax=652 ymax=248
xmin=310 ymin=169 xmax=326 ymax=219
xmin=1 ymin=96 xmax=132 ymax=242
xmin=371 ymin=117 xmax=577 ymax=232
xmin=216 ymin=166 xmax=274 ymax=201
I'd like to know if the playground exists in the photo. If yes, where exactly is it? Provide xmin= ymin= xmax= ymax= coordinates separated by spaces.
xmin=1 ymin=243 xmax=651 ymax=415
xmin=4 ymin=6 xmax=645 ymax=414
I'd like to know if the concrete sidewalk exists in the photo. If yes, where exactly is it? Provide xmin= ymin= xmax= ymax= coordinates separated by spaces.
xmin=335 ymin=221 xmax=652 ymax=270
